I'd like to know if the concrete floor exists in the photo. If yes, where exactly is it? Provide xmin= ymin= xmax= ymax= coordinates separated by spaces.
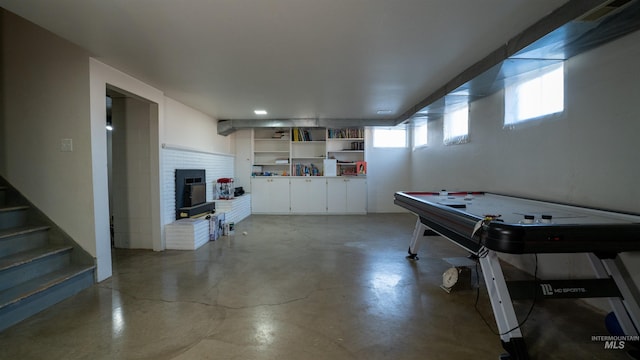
xmin=0 ymin=213 xmax=630 ymax=359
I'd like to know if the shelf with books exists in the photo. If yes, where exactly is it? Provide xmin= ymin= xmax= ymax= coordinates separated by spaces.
xmin=326 ymin=128 xmax=364 ymax=175
xmin=252 ymin=127 xmax=364 ymax=178
xmin=327 ymin=128 xmax=364 ymax=139
xmin=292 ymin=128 xmax=326 ymax=142
xmin=326 ymin=139 xmax=364 ymax=151
xmin=292 ymin=162 xmax=323 ymax=176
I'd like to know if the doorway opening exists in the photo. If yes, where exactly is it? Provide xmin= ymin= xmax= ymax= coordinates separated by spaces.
xmin=105 ymin=86 xmax=157 ymax=250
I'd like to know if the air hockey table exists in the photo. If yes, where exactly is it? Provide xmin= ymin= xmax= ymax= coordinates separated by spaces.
xmin=394 ymin=191 xmax=640 ymax=360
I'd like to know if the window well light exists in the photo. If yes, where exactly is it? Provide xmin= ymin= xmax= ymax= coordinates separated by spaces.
xmin=254 ymin=110 xmax=268 ymax=115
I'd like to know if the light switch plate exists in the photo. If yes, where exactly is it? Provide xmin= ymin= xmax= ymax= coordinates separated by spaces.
xmin=61 ymin=138 xmax=73 ymax=152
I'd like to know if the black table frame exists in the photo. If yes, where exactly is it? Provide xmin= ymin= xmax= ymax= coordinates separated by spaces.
xmin=394 ymin=191 xmax=640 ymax=360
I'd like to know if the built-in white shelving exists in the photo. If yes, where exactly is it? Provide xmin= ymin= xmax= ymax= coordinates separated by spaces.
xmin=252 ymin=127 xmax=365 ymax=177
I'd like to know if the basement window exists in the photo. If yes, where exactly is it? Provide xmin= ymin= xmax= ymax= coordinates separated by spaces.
xmin=373 ymin=126 xmax=407 ymax=148
xmin=413 ymin=119 xmax=428 ymax=149
xmin=504 ymin=62 xmax=564 ymax=127
xmin=443 ymin=103 xmax=469 ymax=145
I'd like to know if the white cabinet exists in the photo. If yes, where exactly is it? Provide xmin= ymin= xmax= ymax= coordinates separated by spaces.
xmin=252 ymin=177 xmax=367 ymax=214
xmin=290 ymin=178 xmax=327 ymax=214
xmin=251 ymin=178 xmax=290 ymax=214
xmin=327 ymin=177 xmax=367 ymax=214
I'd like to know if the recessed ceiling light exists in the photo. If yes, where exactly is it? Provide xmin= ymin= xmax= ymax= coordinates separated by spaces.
xmin=254 ymin=110 xmax=268 ymax=115
xmin=376 ymin=110 xmax=392 ymax=115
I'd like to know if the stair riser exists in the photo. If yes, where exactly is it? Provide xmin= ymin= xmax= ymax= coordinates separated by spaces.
xmin=0 ymin=178 xmax=96 ymax=332
xmin=0 ymin=268 xmax=94 ymax=332
xmin=0 ymin=231 xmax=49 ymax=258
xmin=0 ymin=210 xmax=28 ymax=230
xmin=0 ymin=251 xmax=71 ymax=292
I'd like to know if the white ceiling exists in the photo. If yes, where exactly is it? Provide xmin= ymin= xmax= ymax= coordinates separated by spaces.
xmin=0 ymin=0 xmax=569 ymax=122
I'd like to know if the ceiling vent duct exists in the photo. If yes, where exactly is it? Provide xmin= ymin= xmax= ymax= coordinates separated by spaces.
xmin=218 ymin=0 xmax=640 ymax=135
xmin=578 ymin=0 xmax=635 ymax=22
xmin=404 ymin=0 xmax=640 ymax=125
xmin=217 ymin=118 xmax=395 ymax=136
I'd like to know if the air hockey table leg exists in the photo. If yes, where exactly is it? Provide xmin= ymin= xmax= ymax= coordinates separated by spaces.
xmin=588 ymin=253 xmax=640 ymax=336
xmin=479 ymin=249 xmax=529 ymax=360
xmin=407 ymin=218 xmax=428 ymax=260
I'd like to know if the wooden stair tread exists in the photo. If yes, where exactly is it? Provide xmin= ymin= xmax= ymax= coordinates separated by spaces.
xmin=0 ymin=245 xmax=72 ymax=271
xmin=0 ymin=225 xmax=50 ymax=240
xmin=0 ymin=265 xmax=95 ymax=308
xmin=0 ymin=205 xmax=29 ymax=213
xmin=0 ymin=181 xmax=97 ymax=331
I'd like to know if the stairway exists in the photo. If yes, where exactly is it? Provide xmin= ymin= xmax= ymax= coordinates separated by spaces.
xmin=0 ymin=181 xmax=95 ymax=332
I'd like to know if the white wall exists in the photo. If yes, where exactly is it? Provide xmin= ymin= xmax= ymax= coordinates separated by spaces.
xmin=365 ymin=127 xmax=411 ymax=213
xmin=409 ymin=30 xmax=640 ymax=215
xmin=164 ymin=97 xmax=231 ymax=154
xmin=1 ymin=10 xmax=97 ymax=264
xmin=408 ymin=29 xmax=640 ymax=303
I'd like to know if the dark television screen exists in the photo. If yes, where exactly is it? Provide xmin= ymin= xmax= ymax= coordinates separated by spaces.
xmin=186 ymin=183 xmax=206 ymax=207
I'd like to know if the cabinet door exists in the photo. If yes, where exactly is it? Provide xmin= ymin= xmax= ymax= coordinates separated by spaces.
xmin=327 ymin=178 xmax=348 ymax=213
xmin=290 ymin=178 xmax=327 ymax=213
xmin=327 ymin=178 xmax=367 ymax=214
xmin=345 ymin=178 xmax=367 ymax=214
xmin=251 ymin=178 xmax=290 ymax=214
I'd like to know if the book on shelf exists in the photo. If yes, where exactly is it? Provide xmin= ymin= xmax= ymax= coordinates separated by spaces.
xmin=328 ymin=128 xmax=364 ymax=139
xmin=292 ymin=128 xmax=312 ymax=142
xmin=294 ymin=163 xmax=321 ymax=176
xmin=356 ymin=161 xmax=367 ymax=175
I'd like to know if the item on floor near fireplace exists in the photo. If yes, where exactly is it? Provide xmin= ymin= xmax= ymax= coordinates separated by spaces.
xmin=208 ymin=212 xmax=225 ymax=241
xmin=216 ymin=178 xmax=234 ymax=199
